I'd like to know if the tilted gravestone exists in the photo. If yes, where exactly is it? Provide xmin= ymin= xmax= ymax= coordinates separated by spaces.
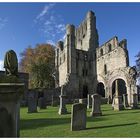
xmin=38 ymin=97 xmax=46 ymax=109
xmin=87 ymin=94 xmax=92 ymax=109
xmin=71 ymin=103 xmax=87 ymax=131
xmin=90 ymin=94 xmax=102 ymax=116
xmin=123 ymin=94 xmax=129 ymax=108
xmin=28 ymin=90 xmax=38 ymax=113
xmin=0 ymin=50 xmax=25 ymax=137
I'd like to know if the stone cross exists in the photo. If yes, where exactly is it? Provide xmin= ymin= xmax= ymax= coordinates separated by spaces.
xmin=71 ymin=103 xmax=87 ymax=131
xmin=58 ymin=86 xmax=67 ymax=115
xmin=90 ymin=94 xmax=102 ymax=116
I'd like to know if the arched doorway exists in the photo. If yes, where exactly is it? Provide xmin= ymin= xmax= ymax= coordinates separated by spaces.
xmin=82 ymin=85 xmax=88 ymax=98
xmin=97 ymin=82 xmax=105 ymax=97
xmin=112 ymin=79 xmax=127 ymax=98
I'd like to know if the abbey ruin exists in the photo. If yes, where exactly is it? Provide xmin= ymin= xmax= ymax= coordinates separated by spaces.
xmin=55 ymin=11 xmax=138 ymax=106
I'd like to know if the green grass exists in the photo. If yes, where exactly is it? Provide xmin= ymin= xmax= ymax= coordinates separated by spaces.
xmin=20 ymin=104 xmax=140 ymax=137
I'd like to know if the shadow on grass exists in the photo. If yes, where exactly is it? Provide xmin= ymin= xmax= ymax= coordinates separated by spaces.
xmin=87 ymin=116 xmax=107 ymax=122
xmin=86 ymin=122 xmax=138 ymax=130
xmin=20 ymin=117 xmax=71 ymax=130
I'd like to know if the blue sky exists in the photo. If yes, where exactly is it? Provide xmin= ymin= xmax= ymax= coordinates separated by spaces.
xmin=0 ymin=2 xmax=140 ymax=70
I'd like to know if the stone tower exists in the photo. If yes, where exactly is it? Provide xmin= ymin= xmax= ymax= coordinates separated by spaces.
xmin=55 ymin=11 xmax=99 ymax=99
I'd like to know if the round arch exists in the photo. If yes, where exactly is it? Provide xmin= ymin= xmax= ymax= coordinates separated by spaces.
xmin=97 ymin=82 xmax=105 ymax=97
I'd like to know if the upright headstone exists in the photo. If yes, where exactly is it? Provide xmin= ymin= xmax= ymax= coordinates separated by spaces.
xmin=79 ymin=98 xmax=87 ymax=105
xmin=90 ymin=94 xmax=102 ymax=116
xmin=51 ymin=95 xmax=58 ymax=107
xmin=58 ymin=86 xmax=67 ymax=115
xmin=0 ymin=50 xmax=24 ymax=137
xmin=123 ymin=94 xmax=129 ymax=108
xmin=28 ymin=90 xmax=38 ymax=113
xmin=38 ymin=97 xmax=46 ymax=109
xmin=71 ymin=103 xmax=87 ymax=131
xmin=131 ymin=93 xmax=138 ymax=109
xmin=87 ymin=94 xmax=92 ymax=109
xmin=113 ymin=80 xmax=124 ymax=111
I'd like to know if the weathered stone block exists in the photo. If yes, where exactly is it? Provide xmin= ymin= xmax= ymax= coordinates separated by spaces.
xmin=0 ymin=83 xmax=24 ymax=137
xmin=90 ymin=94 xmax=102 ymax=116
xmin=71 ymin=103 xmax=87 ymax=131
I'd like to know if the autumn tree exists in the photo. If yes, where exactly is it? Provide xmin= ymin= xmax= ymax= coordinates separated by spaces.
xmin=19 ymin=44 xmax=55 ymax=89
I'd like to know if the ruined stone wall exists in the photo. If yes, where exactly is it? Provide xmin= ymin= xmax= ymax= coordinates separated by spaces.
xmin=96 ymin=36 xmax=129 ymax=78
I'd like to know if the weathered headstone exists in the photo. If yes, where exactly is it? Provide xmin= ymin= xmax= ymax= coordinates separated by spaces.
xmin=71 ymin=103 xmax=87 ymax=131
xmin=38 ymin=97 xmax=46 ymax=109
xmin=90 ymin=94 xmax=102 ymax=116
xmin=131 ymin=93 xmax=138 ymax=109
xmin=28 ymin=90 xmax=38 ymax=113
xmin=87 ymin=94 xmax=92 ymax=109
xmin=0 ymin=50 xmax=24 ymax=137
xmin=123 ymin=94 xmax=129 ymax=108
xmin=79 ymin=98 xmax=87 ymax=105
xmin=113 ymin=80 xmax=124 ymax=111
xmin=51 ymin=95 xmax=58 ymax=107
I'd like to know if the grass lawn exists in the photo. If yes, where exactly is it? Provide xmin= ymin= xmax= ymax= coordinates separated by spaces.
xmin=20 ymin=104 xmax=140 ymax=137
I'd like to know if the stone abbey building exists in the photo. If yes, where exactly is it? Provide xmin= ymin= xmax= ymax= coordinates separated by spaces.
xmin=55 ymin=11 xmax=137 ymax=105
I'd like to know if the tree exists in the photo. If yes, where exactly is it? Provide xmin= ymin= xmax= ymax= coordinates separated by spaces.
xmin=136 ymin=51 xmax=140 ymax=87
xmin=19 ymin=44 xmax=55 ymax=89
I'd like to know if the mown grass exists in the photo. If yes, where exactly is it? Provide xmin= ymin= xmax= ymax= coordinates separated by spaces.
xmin=20 ymin=104 xmax=140 ymax=137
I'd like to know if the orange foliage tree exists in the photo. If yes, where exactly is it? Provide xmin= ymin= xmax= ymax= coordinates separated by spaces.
xmin=19 ymin=44 xmax=55 ymax=89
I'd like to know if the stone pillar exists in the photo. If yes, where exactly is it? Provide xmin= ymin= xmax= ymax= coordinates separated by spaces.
xmin=113 ymin=80 xmax=124 ymax=111
xmin=28 ymin=90 xmax=38 ymax=113
xmin=87 ymin=94 xmax=92 ymax=109
xmin=58 ymin=95 xmax=67 ymax=115
xmin=123 ymin=94 xmax=129 ymax=108
xmin=90 ymin=94 xmax=102 ymax=116
xmin=0 ymin=83 xmax=24 ymax=137
xmin=38 ymin=97 xmax=46 ymax=109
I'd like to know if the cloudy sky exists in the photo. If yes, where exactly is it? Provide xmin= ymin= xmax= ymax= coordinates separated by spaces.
xmin=0 ymin=2 xmax=140 ymax=70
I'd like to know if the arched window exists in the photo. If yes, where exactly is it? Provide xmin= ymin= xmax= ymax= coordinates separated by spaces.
xmin=100 ymin=48 xmax=103 ymax=56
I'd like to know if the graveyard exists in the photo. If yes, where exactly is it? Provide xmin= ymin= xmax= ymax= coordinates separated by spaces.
xmin=20 ymin=103 xmax=140 ymax=137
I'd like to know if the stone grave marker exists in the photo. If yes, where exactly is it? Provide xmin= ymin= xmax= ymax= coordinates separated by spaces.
xmin=71 ymin=103 xmax=87 ymax=131
xmin=90 ymin=94 xmax=102 ymax=116
xmin=38 ymin=97 xmax=46 ymax=109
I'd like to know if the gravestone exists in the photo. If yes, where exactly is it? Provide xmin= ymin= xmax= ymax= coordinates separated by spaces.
xmin=113 ymin=80 xmax=124 ymax=111
xmin=51 ymin=95 xmax=58 ymax=107
xmin=79 ymin=98 xmax=87 ymax=105
xmin=123 ymin=94 xmax=129 ymax=108
xmin=87 ymin=94 xmax=92 ymax=109
xmin=28 ymin=90 xmax=38 ymax=113
xmin=0 ymin=50 xmax=25 ymax=137
xmin=71 ymin=103 xmax=87 ymax=131
xmin=90 ymin=94 xmax=102 ymax=116
xmin=131 ymin=93 xmax=138 ymax=109
xmin=38 ymin=97 xmax=46 ymax=109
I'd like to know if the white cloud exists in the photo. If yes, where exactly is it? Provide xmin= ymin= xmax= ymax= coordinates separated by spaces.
xmin=0 ymin=60 xmax=4 ymax=71
xmin=35 ymin=4 xmax=66 ymax=45
xmin=0 ymin=17 xmax=8 ymax=30
xmin=36 ymin=3 xmax=55 ymax=20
